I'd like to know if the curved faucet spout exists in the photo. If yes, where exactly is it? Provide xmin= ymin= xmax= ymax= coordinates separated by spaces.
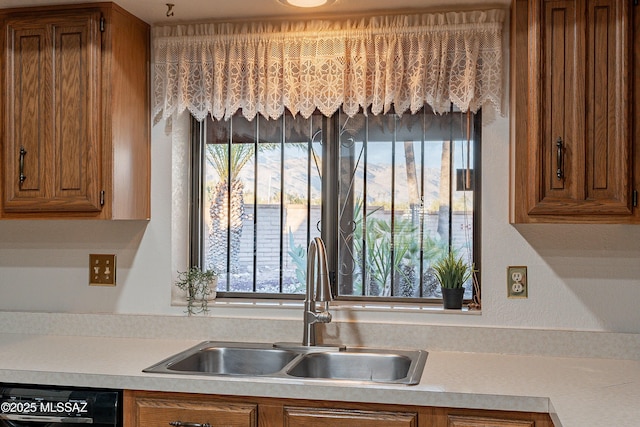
xmin=303 ymin=237 xmax=333 ymax=346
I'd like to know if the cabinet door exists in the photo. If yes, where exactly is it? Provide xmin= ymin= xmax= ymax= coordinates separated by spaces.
xmin=131 ymin=397 xmax=257 ymax=427
xmin=3 ymin=12 xmax=102 ymax=213
xmin=512 ymin=0 xmax=634 ymax=222
xmin=282 ymin=406 xmax=417 ymax=427
xmin=538 ymin=0 xmax=583 ymax=209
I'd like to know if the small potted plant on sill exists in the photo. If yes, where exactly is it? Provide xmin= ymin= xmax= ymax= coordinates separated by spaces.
xmin=175 ymin=267 xmax=218 ymax=315
xmin=433 ymin=251 xmax=474 ymax=309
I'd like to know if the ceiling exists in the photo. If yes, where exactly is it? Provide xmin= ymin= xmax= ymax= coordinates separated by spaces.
xmin=0 ymin=0 xmax=510 ymax=24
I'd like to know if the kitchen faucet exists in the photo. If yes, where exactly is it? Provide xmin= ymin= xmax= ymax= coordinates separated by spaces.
xmin=302 ymin=237 xmax=333 ymax=346
xmin=274 ymin=237 xmax=343 ymax=351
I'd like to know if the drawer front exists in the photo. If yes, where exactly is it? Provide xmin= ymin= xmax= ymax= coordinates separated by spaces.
xmin=134 ymin=397 xmax=257 ymax=427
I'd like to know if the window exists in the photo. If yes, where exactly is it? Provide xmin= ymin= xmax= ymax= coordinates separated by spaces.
xmin=191 ymin=107 xmax=480 ymax=302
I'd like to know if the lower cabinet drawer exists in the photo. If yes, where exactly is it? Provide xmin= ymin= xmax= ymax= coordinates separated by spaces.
xmin=283 ymin=406 xmax=417 ymax=427
xmin=131 ymin=396 xmax=257 ymax=427
xmin=446 ymin=414 xmax=539 ymax=427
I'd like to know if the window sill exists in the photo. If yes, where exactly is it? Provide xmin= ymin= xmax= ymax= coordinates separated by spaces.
xmin=203 ymin=298 xmax=481 ymax=322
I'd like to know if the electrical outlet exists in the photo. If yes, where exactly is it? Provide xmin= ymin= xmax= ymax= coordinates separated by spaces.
xmin=89 ymin=254 xmax=116 ymax=286
xmin=507 ymin=266 xmax=527 ymax=298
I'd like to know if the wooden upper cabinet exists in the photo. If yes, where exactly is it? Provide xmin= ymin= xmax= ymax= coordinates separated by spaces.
xmin=0 ymin=3 xmax=150 ymax=219
xmin=3 ymin=12 xmax=102 ymax=214
xmin=511 ymin=0 xmax=637 ymax=223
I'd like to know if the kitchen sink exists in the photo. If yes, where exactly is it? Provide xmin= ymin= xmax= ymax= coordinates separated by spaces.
xmin=143 ymin=341 xmax=427 ymax=385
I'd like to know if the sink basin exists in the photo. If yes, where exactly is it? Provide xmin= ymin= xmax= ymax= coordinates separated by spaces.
xmin=144 ymin=341 xmax=427 ymax=385
xmin=286 ymin=352 xmax=409 ymax=382
xmin=143 ymin=342 xmax=298 ymax=376
xmin=287 ymin=349 xmax=425 ymax=384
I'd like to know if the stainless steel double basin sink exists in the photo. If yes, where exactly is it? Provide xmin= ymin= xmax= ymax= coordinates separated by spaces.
xmin=143 ymin=341 xmax=428 ymax=385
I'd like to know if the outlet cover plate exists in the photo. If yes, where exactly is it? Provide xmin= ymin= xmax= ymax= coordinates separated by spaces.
xmin=89 ymin=254 xmax=116 ymax=286
xmin=507 ymin=266 xmax=527 ymax=298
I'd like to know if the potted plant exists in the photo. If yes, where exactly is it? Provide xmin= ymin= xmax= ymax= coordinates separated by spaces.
xmin=432 ymin=251 xmax=473 ymax=309
xmin=175 ymin=267 xmax=218 ymax=315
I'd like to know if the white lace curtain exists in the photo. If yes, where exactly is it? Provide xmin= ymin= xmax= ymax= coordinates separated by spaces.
xmin=153 ymin=9 xmax=505 ymax=123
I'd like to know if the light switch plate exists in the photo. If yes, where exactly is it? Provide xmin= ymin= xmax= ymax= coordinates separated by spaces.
xmin=507 ymin=266 xmax=527 ymax=298
xmin=89 ymin=254 xmax=116 ymax=286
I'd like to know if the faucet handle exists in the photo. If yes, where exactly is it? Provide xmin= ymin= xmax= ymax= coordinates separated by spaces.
xmin=316 ymin=310 xmax=331 ymax=323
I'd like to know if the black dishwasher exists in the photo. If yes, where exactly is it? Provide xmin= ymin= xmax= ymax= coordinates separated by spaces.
xmin=0 ymin=384 xmax=121 ymax=426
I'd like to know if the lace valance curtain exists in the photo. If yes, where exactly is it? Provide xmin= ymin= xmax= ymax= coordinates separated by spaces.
xmin=152 ymin=9 xmax=505 ymax=123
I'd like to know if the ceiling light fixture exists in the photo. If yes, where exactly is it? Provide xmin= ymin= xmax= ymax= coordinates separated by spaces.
xmin=278 ymin=0 xmax=336 ymax=8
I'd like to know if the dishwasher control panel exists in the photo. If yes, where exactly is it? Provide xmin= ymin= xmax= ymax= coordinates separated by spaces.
xmin=0 ymin=384 xmax=121 ymax=426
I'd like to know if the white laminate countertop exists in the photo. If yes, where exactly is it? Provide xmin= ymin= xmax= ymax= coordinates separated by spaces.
xmin=0 ymin=333 xmax=638 ymax=427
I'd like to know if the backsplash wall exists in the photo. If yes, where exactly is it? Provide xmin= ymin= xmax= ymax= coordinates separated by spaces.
xmin=0 ymin=112 xmax=639 ymax=333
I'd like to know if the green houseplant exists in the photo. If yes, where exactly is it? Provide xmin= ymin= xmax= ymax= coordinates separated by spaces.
xmin=432 ymin=251 xmax=473 ymax=309
xmin=175 ymin=267 xmax=218 ymax=315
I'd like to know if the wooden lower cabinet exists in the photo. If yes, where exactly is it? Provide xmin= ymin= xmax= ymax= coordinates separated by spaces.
xmin=433 ymin=408 xmax=553 ymax=427
xmin=447 ymin=416 xmax=532 ymax=427
xmin=124 ymin=391 xmax=554 ymax=427
xmin=282 ymin=406 xmax=417 ymax=427
xmin=446 ymin=416 xmax=533 ymax=427
xmin=124 ymin=391 xmax=257 ymax=427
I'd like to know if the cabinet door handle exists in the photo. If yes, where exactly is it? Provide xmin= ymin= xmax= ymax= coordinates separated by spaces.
xmin=19 ymin=146 xmax=27 ymax=184
xmin=555 ymin=137 xmax=563 ymax=180
xmin=169 ymin=422 xmax=211 ymax=427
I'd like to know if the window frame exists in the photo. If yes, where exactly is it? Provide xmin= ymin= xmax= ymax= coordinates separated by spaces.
xmin=190 ymin=109 xmax=482 ymax=304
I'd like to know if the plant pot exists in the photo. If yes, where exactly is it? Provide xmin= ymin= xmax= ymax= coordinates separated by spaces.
xmin=180 ymin=278 xmax=217 ymax=300
xmin=441 ymin=287 xmax=464 ymax=309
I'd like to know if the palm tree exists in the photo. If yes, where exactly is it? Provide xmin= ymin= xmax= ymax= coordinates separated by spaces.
xmin=206 ymin=142 xmax=254 ymax=273
xmin=205 ymin=113 xmax=320 ymax=284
